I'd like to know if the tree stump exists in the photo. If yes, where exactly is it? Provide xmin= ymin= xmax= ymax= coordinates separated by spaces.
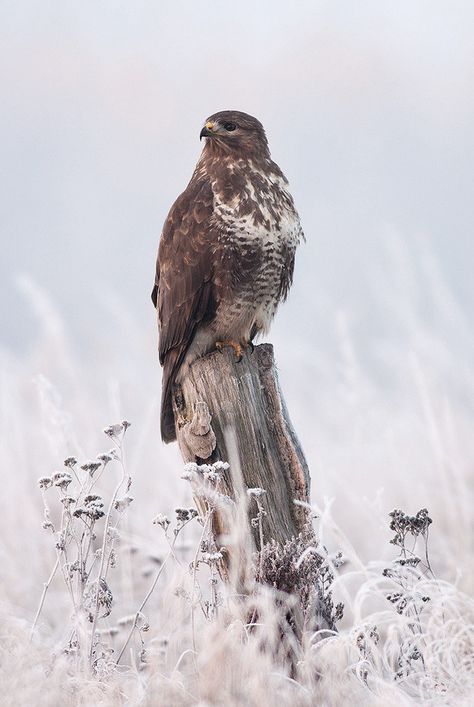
xmin=172 ymin=343 xmax=337 ymax=634
xmin=174 ymin=343 xmax=309 ymax=532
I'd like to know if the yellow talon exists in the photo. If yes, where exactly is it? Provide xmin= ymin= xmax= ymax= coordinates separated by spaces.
xmin=215 ymin=340 xmax=243 ymax=361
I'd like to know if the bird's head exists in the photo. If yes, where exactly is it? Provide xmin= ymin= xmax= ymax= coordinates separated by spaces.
xmin=199 ymin=110 xmax=269 ymax=158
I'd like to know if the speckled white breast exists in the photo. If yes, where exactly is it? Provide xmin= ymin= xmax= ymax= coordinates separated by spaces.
xmin=211 ymin=165 xmax=303 ymax=335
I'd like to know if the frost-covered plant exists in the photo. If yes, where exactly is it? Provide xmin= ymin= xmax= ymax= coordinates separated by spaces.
xmin=352 ymin=507 xmax=438 ymax=693
xmin=26 ymin=435 xmax=474 ymax=707
xmin=382 ymin=508 xmax=434 ymax=680
xmin=116 ymin=500 xmax=203 ymax=666
xmin=254 ymin=525 xmax=344 ymax=632
xmin=33 ymin=420 xmax=133 ymax=672
xmin=181 ymin=460 xmax=345 ymax=658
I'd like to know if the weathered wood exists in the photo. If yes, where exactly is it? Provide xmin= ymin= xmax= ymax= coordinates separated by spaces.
xmin=172 ymin=343 xmax=340 ymax=639
xmin=173 ymin=343 xmax=310 ymax=547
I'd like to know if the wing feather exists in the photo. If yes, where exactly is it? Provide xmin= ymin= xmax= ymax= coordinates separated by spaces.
xmin=152 ymin=178 xmax=218 ymax=442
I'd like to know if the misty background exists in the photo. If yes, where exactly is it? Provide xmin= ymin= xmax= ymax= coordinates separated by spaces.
xmin=1 ymin=1 xmax=473 ymax=577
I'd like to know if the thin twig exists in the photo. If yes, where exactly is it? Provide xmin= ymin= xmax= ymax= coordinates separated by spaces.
xmin=30 ymin=556 xmax=60 ymax=639
xmin=89 ymin=440 xmax=126 ymax=662
xmin=115 ymin=550 xmax=172 ymax=665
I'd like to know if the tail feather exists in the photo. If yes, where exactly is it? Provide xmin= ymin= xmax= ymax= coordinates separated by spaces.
xmin=160 ymin=350 xmax=180 ymax=443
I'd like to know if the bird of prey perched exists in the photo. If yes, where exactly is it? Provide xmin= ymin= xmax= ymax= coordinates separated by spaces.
xmin=152 ymin=110 xmax=304 ymax=443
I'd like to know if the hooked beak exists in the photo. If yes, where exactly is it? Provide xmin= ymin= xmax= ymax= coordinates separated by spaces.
xmin=200 ymin=121 xmax=215 ymax=140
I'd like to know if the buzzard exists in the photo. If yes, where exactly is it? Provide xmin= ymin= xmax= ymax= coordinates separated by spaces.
xmin=152 ymin=110 xmax=303 ymax=443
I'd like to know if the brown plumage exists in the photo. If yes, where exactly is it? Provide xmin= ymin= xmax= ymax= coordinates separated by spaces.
xmin=152 ymin=110 xmax=303 ymax=442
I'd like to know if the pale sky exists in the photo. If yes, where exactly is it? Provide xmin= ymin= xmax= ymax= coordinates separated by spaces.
xmin=1 ymin=0 xmax=473 ymax=356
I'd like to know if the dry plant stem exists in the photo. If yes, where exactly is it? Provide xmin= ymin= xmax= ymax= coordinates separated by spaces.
xmin=115 ymin=514 xmax=200 ymax=666
xmin=89 ymin=439 xmax=127 ymax=662
xmin=30 ymin=556 xmax=60 ymax=638
xmin=191 ymin=507 xmax=213 ymax=659
xmin=162 ymin=530 xmax=186 ymax=568
xmin=209 ymin=562 xmax=219 ymax=619
xmin=88 ymin=464 xmax=109 ymax=493
xmin=116 ymin=545 xmax=173 ymax=665
xmin=58 ymin=540 xmax=78 ymax=614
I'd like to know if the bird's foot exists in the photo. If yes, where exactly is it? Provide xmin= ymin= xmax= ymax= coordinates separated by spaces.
xmin=215 ymin=340 xmax=244 ymax=362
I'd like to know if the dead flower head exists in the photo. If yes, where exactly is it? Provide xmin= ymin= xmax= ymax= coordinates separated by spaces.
xmin=63 ymin=456 xmax=77 ymax=468
xmin=74 ymin=494 xmax=105 ymax=521
xmin=153 ymin=513 xmax=170 ymax=531
xmin=96 ymin=452 xmax=114 ymax=465
xmin=52 ymin=472 xmax=73 ymax=490
xmin=103 ymin=420 xmax=131 ymax=438
xmin=38 ymin=476 xmax=53 ymax=490
xmin=80 ymin=460 xmax=102 ymax=476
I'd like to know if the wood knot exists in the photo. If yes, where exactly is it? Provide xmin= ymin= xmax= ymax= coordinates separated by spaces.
xmin=178 ymin=401 xmax=216 ymax=462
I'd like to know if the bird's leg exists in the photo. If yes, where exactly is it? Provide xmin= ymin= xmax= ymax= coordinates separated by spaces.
xmin=215 ymin=340 xmax=243 ymax=362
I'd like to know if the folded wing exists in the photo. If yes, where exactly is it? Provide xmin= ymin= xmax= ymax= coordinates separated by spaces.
xmin=152 ymin=179 xmax=218 ymax=442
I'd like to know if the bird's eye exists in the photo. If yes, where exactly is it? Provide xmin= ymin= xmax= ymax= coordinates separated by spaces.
xmin=223 ymin=122 xmax=237 ymax=132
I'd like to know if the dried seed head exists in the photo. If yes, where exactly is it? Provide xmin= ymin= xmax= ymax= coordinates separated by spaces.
xmin=201 ymin=551 xmax=224 ymax=563
xmin=63 ymin=456 xmax=77 ymax=468
xmin=52 ymin=472 xmax=73 ymax=489
xmin=38 ymin=476 xmax=53 ymax=490
xmin=103 ymin=423 xmax=124 ymax=438
xmin=73 ymin=495 xmax=105 ymax=521
xmin=254 ymin=528 xmax=343 ymax=628
xmin=330 ymin=551 xmax=345 ymax=568
xmin=153 ymin=513 xmax=170 ymax=530
xmin=247 ymin=487 xmax=266 ymax=497
xmin=60 ymin=496 xmax=76 ymax=508
xmin=183 ymin=462 xmax=198 ymax=475
xmin=183 ymin=460 xmax=229 ymax=483
xmin=388 ymin=507 xmax=432 ymax=544
xmin=84 ymin=494 xmax=103 ymax=505
xmin=80 ymin=460 xmax=102 ymax=476
xmin=203 ymin=461 xmax=229 ymax=483
xmin=97 ymin=452 xmax=114 ymax=464
xmin=67 ymin=560 xmax=80 ymax=579
xmin=55 ymin=531 xmax=67 ymax=551
xmin=212 ymin=461 xmax=230 ymax=472
xmin=175 ymin=507 xmax=190 ymax=522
